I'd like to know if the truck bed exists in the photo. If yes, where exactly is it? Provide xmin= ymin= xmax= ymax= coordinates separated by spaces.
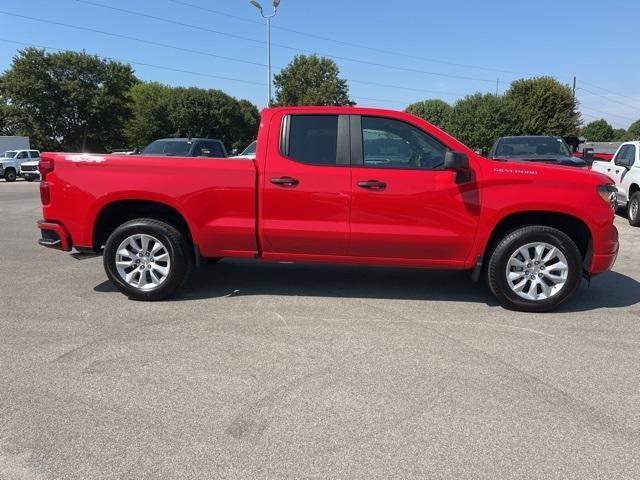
xmin=40 ymin=153 xmax=259 ymax=258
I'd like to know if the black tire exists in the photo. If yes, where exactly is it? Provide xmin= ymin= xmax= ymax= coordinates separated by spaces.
xmin=628 ymin=192 xmax=640 ymax=227
xmin=4 ymin=169 xmax=17 ymax=182
xmin=487 ymin=226 xmax=583 ymax=312
xmin=206 ymin=257 xmax=223 ymax=265
xmin=103 ymin=218 xmax=192 ymax=301
xmin=25 ymin=177 xmax=35 ymax=182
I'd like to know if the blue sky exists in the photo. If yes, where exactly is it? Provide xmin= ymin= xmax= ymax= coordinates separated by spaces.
xmin=1 ymin=0 xmax=638 ymax=128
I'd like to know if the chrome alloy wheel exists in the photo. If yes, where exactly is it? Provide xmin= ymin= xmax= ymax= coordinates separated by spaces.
xmin=115 ymin=234 xmax=171 ymax=290
xmin=505 ymin=242 xmax=569 ymax=301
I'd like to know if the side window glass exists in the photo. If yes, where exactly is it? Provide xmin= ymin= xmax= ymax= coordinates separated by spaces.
xmin=30 ymin=151 xmax=40 ymax=159
xmin=196 ymin=142 xmax=224 ymax=157
xmin=614 ymin=146 xmax=628 ymax=166
xmin=287 ymin=115 xmax=338 ymax=165
xmin=626 ymin=145 xmax=636 ymax=166
xmin=17 ymin=151 xmax=28 ymax=159
xmin=361 ymin=116 xmax=449 ymax=170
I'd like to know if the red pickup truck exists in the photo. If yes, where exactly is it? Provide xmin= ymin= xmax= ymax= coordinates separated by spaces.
xmin=37 ymin=106 xmax=619 ymax=312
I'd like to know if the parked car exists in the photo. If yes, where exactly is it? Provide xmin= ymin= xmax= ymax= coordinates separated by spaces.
xmin=36 ymin=106 xmax=618 ymax=312
xmin=0 ymin=149 xmax=40 ymax=182
xmin=591 ymin=141 xmax=640 ymax=226
xmin=234 ymin=140 xmax=257 ymax=159
xmin=141 ymin=138 xmax=227 ymax=157
xmin=489 ymin=136 xmax=587 ymax=167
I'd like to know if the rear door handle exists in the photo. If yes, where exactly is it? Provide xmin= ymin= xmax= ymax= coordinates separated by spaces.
xmin=357 ymin=180 xmax=387 ymax=190
xmin=271 ymin=176 xmax=299 ymax=187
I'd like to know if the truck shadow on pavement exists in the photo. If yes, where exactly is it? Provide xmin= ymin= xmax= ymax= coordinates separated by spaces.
xmin=95 ymin=259 xmax=640 ymax=312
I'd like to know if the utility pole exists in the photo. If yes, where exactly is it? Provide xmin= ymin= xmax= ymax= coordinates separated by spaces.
xmin=572 ymin=76 xmax=577 ymax=99
xmin=496 ymin=78 xmax=499 ymax=96
xmin=250 ymin=0 xmax=281 ymax=107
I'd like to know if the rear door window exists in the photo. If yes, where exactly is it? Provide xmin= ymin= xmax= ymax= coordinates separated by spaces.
xmin=286 ymin=115 xmax=339 ymax=165
xmin=29 ymin=151 xmax=40 ymax=159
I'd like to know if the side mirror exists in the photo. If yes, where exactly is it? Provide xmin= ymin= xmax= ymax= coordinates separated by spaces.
xmin=444 ymin=151 xmax=469 ymax=171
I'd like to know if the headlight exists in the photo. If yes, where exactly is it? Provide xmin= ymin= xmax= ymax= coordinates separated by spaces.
xmin=597 ymin=184 xmax=617 ymax=209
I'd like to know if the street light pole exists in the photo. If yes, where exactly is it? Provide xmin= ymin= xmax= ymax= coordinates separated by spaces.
xmin=250 ymin=0 xmax=280 ymax=107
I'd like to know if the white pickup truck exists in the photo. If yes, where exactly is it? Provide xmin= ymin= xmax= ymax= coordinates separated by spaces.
xmin=0 ymin=149 xmax=40 ymax=182
xmin=592 ymin=141 xmax=640 ymax=226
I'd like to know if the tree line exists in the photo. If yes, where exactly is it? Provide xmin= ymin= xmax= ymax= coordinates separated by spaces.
xmin=0 ymin=49 xmax=638 ymax=153
xmin=0 ymin=48 xmax=259 ymax=152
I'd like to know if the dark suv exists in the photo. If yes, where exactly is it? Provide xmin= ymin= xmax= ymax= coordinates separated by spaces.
xmin=489 ymin=136 xmax=587 ymax=167
xmin=141 ymin=138 xmax=227 ymax=157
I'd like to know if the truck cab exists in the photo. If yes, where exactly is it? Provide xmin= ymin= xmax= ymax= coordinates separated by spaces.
xmin=592 ymin=141 xmax=640 ymax=225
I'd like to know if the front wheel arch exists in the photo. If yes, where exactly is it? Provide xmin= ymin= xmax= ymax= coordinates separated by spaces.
xmin=482 ymin=211 xmax=592 ymax=267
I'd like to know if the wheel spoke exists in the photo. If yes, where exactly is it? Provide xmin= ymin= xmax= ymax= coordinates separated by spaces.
xmin=508 ymin=271 xmax=525 ymax=282
xmin=154 ymin=253 xmax=169 ymax=262
xmin=139 ymin=235 xmax=150 ymax=253
xmin=152 ymin=264 xmax=168 ymax=276
xmin=149 ymin=269 xmax=162 ymax=285
xmin=543 ymin=247 xmax=557 ymax=263
xmin=534 ymin=244 xmax=545 ymax=260
xmin=539 ymin=280 xmax=552 ymax=298
xmin=519 ymin=247 xmax=532 ymax=261
xmin=118 ymin=248 xmax=133 ymax=259
xmin=116 ymin=260 xmax=133 ymax=268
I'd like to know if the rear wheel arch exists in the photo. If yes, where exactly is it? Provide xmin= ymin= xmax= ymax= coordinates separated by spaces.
xmin=93 ymin=200 xmax=195 ymax=256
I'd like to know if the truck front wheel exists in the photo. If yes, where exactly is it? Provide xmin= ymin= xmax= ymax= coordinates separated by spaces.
xmin=628 ymin=192 xmax=640 ymax=227
xmin=4 ymin=169 xmax=17 ymax=182
xmin=487 ymin=226 xmax=582 ymax=312
xmin=103 ymin=218 xmax=192 ymax=301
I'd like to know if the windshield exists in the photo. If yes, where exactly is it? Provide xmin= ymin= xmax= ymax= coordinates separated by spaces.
xmin=142 ymin=140 xmax=192 ymax=156
xmin=2 ymin=150 xmax=17 ymax=158
xmin=495 ymin=137 xmax=572 ymax=158
xmin=240 ymin=141 xmax=257 ymax=156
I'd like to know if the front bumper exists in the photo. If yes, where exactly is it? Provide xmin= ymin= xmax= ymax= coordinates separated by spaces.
xmin=37 ymin=220 xmax=72 ymax=251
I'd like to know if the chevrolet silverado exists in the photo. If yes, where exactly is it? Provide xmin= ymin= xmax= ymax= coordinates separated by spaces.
xmin=36 ymin=107 xmax=619 ymax=312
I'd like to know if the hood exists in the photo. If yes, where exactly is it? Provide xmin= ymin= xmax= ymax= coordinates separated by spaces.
xmin=495 ymin=157 xmax=613 ymax=184
xmin=494 ymin=155 xmax=587 ymax=167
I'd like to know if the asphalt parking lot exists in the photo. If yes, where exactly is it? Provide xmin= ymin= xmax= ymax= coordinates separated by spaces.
xmin=1 ymin=180 xmax=639 ymax=480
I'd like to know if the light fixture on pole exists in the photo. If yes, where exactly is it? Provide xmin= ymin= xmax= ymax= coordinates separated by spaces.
xmin=250 ymin=0 xmax=280 ymax=107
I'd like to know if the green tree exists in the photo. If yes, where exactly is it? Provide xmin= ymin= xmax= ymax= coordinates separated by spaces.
xmin=622 ymin=119 xmax=640 ymax=141
xmin=231 ymin=99 xmax=260 ymax=150
xmin=504 ymin=77 xmax=580 ymax=136
xmin=447 ymin=93 xmax=519 ymax=152
xmin=274 ymin=54 xmax=354 ymax=106
xmin=405 ymin=99 xmax=452 ymax=129
xmin=581 ymin=119 xmax=615 ymax=141
xmin=0 ymin=94 xmax=15 ymax=135
xmin=613 ymin=128 xmax=627 ymax=141
xmin=125 ymin=82 xmax=173 ymax=148
xmin=0 ymin=48 xmax=137 ymax=152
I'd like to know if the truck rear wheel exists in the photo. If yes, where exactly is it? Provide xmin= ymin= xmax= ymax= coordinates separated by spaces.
xmin=4 ymin=169 xmax=17 ymax=182
xmin=103 ymin=218 xmax=192 ymax=301
xmin=487 ymin=226 xmax=582 ymax=312
xmin=628 ymin=192 xmax=640 ymax=227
